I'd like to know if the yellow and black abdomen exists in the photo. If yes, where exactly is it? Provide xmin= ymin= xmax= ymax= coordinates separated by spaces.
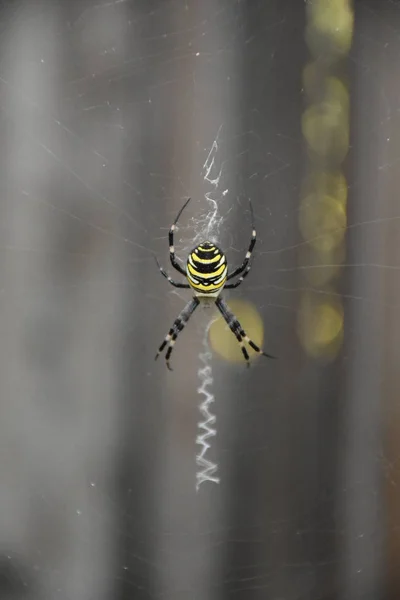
xmin=186 ymin=241 xmax=228 ymax=296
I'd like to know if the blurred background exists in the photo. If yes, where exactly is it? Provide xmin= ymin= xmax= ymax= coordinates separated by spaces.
xmin=0 ymin=0 xmax=398 ymax=598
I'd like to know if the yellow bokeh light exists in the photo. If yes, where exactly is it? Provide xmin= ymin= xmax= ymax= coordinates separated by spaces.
xmin=313 ymin=303 xmax=343 ymax=346
xmin=302 ymin=102 xmax=349 ymax=162
xmin=297 ymin=295 xmax=344 ymax=359
xmin=300 ymin=0 xmax=351 ymax=364
xmin=305 ymin=0 xmax=354 ymax=58
xmin=302 ymin=170 xmax=347 ymax=208
xmin=302 ymin=69 xmax=350 ymax=117
xmin=325 ymin=77 xmax=350 ymax=113
xmin=209 ymin=299 xmax=265 ymax=364
xmin=299 ymin=193 xmax=347 ymax=252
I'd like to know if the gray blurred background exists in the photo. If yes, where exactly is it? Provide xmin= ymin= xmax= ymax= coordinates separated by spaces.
xmin=0 ymin=0 xmax=398 ymax=598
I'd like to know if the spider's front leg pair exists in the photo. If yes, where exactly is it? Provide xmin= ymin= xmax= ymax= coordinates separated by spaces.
xmin=224 ymin=199 xmax=256 ymax=290
xmin=156 ymin=196 xmax=255 ymax=292
xmin=155 ymin=197 xmax=191 ymax=288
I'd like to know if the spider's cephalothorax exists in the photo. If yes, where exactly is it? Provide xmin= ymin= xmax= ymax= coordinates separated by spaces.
xmin=186 ymin=241 xmax=227 ymax=297
xmin=155 ymin=198 xmax=276 ymax=370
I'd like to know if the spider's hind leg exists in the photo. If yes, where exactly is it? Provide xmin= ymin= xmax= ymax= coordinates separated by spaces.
xmin=155 ymin=296 xmax=199 ymax=370
xmin=215 ymin=296 xmax=276 ymax=364
xmin=226 ymin=322 xmax=251 ymax=367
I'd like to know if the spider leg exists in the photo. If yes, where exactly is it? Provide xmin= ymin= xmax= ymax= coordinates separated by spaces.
xmin=154 ymin=255 xmax=190 ymax=288
xmin=169 ymin=198 xmax=191 ymax=276
xmin=155 ymin=297 xmax=200 ymax=370
xmin=226 ymin=199 xmax=256 ymax=281
xmin=224 ymin=263 xmax=252 ymax=289
xmin=215 ymin=296 xmax=276 ymax=366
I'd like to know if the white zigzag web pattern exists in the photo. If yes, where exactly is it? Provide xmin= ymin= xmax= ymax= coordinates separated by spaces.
xmin=196 ymin=321 xmax=220 ymax=491
xmin=194 ymin=129 xmax=225 ymax=490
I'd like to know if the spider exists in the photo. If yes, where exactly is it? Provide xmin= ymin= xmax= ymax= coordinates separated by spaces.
xmin=155 ymin=198 xmax=276 ymax=370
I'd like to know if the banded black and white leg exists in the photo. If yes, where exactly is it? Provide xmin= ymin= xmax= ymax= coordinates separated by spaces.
xmin=154 ymin=256 xmax=190 ymax=288
xmin=169 ymin=197 xmax=191 ymax=276
xmin=224 ymin=263 xmax=252 ymax=289
xmin=155 ymin=297 xmax=200 ymax=370
xmin=225 ymin=199 xmax=256 ymax=289
xmin=216 ymin=296 xmax=276 ymax=366
xmin=154 ymin=198 xmax=192 ymax=287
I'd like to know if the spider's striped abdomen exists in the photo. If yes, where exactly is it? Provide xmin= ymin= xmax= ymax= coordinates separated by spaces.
xmin=186 ymin=241 xmax=227 ymax=296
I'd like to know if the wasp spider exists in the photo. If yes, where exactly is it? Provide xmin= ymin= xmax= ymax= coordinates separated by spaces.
xmin=155 ymin=198 xmax=276 ymax=370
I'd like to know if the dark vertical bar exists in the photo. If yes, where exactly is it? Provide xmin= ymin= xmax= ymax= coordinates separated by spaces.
xmin=339 ymin=2 xmax=385 ymax=599
xmin=221 ymin=1 xmax=324 ymax=599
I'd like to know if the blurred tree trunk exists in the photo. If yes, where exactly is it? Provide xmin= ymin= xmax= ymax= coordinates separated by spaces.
xmin=0 ymin=2 xmax=127 ymax=598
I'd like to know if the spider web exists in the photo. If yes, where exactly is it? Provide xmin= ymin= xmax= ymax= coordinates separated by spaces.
xmin=0 ymin=0 xmax=397 ymax=599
